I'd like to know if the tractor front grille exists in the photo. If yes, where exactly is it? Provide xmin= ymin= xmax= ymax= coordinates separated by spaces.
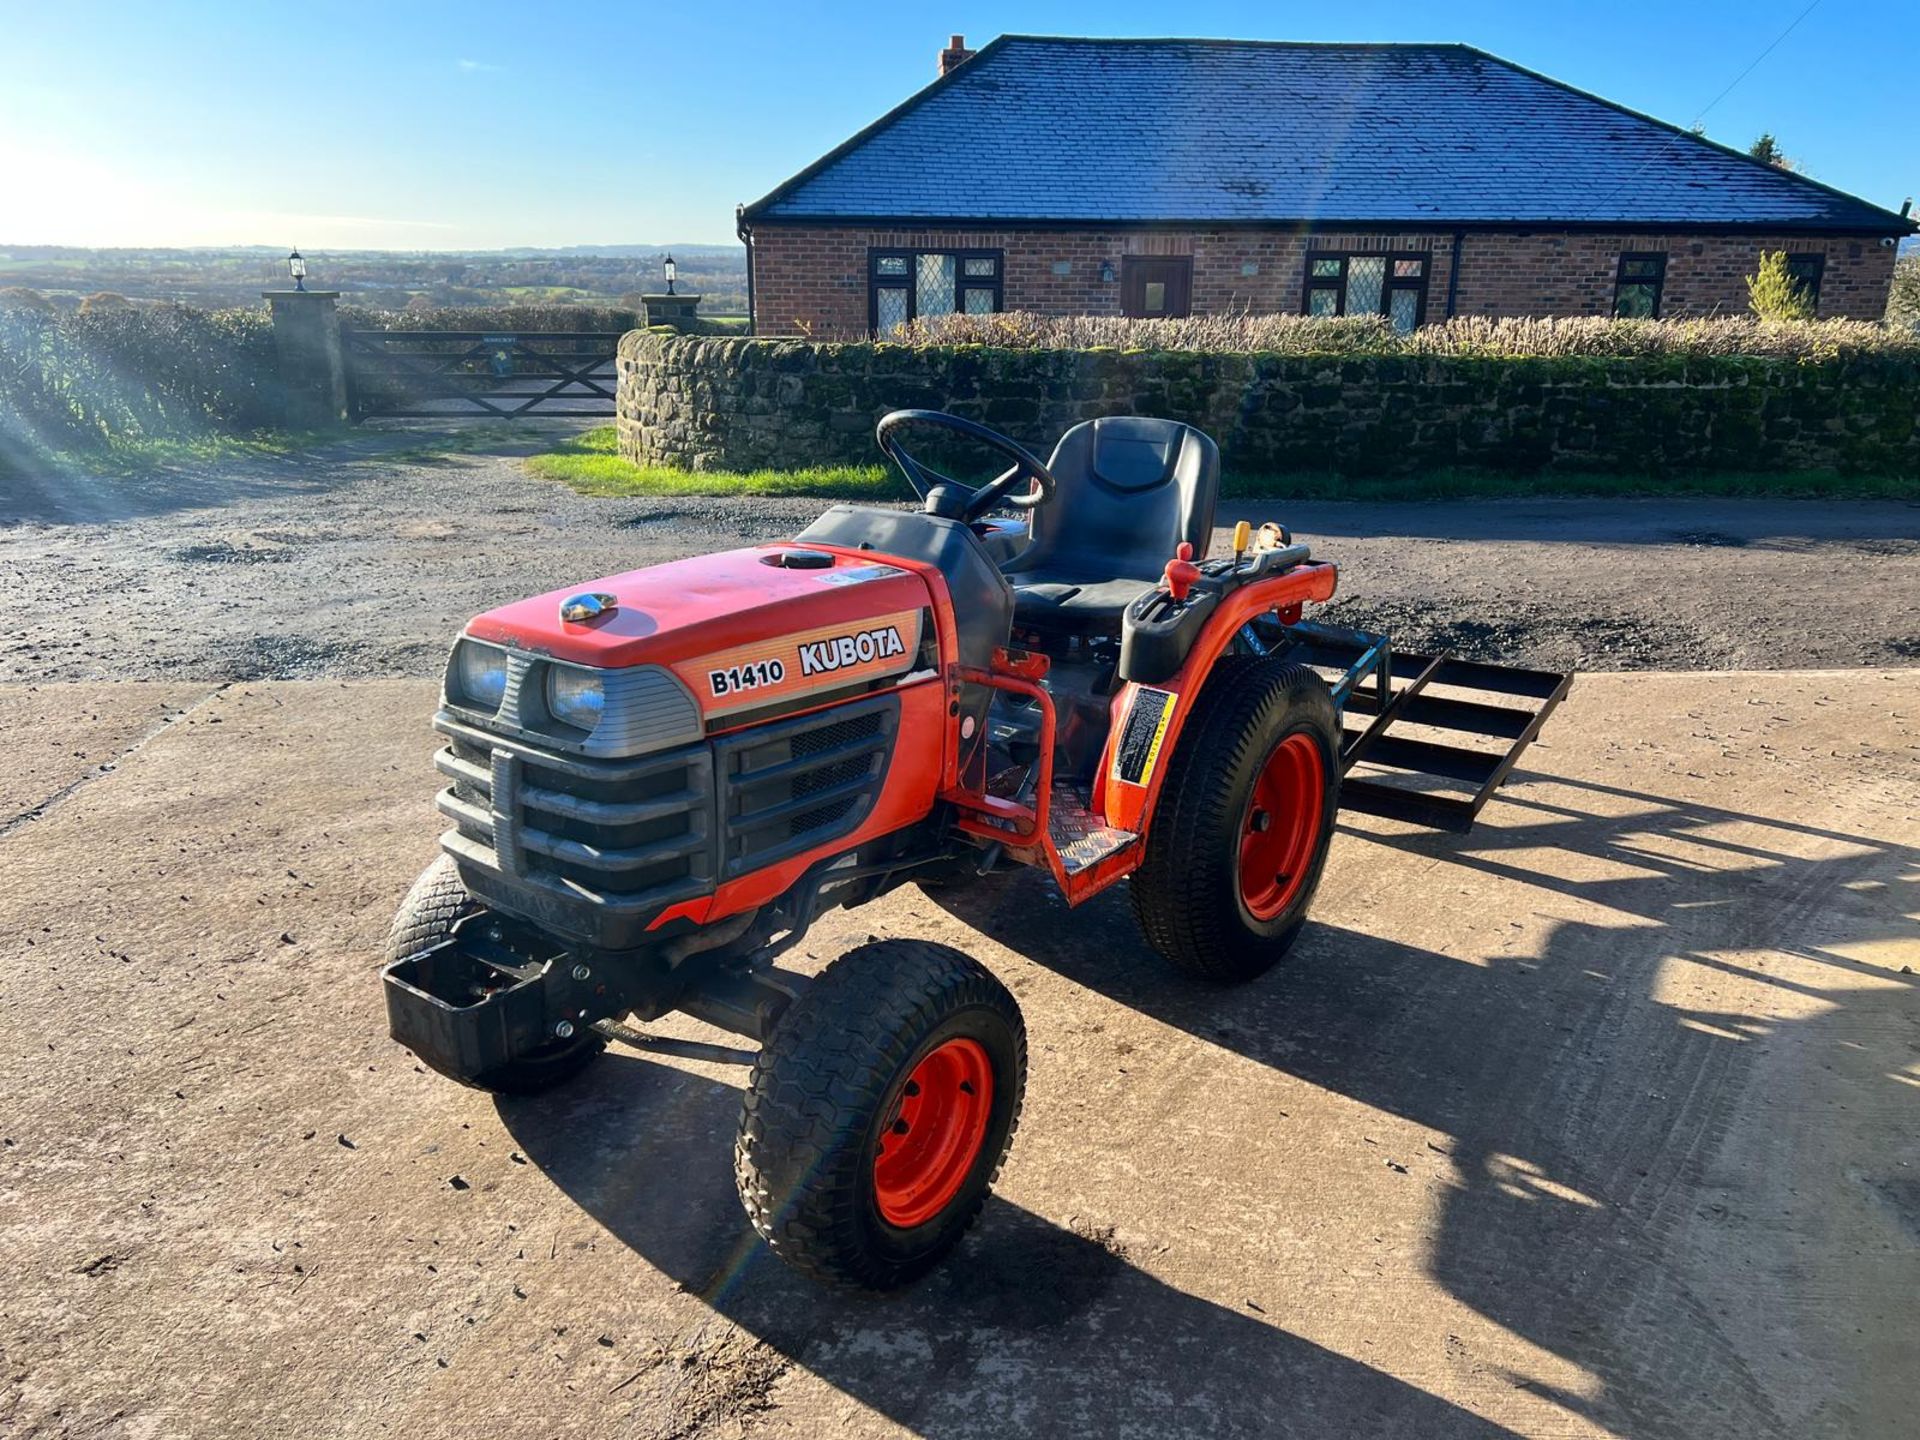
xmin=434 ymin=717 xmax=713 ymax=920
xmin=715 ymin=695 xmax=897 ymax=879
xmin=431 ymin=692 xmax=899 ymax=943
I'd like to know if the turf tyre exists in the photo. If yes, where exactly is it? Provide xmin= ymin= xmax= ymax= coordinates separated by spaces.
xmin=384 ymin=855 xmax=605 ymax=1095
xmin=735 ymin=939 xmax=1026 ymax=1290
xmin=1129 ymin=658 xmax=1340 ymax=983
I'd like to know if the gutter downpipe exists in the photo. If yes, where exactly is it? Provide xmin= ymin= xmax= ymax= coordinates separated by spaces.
xmin=736 ymin=205 xmax=756 ymax=336
xmin=1445 ymin=230 xmax=1464 ymax=319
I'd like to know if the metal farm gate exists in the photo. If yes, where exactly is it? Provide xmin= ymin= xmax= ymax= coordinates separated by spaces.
xmin=342 ymin=330 xmax=622 ymax=419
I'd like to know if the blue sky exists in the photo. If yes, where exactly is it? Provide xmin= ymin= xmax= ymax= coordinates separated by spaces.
xmin=1 ymin=0 xmax=1912 ymax=250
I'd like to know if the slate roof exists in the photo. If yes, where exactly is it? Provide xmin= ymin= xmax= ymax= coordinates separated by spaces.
xmin=742 ymin=37 xmax=1911 ymax=233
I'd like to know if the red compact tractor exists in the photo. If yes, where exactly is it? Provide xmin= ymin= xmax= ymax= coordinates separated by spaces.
xmin=383 ymin=411 xmax=1569 ymax=1288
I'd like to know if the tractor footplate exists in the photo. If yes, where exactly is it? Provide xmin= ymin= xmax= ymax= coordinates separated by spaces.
xmin=1048 ymin=783 xmax=1138 ymax=875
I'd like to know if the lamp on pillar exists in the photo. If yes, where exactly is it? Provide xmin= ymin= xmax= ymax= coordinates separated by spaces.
xmin=640 ymin=254 xmax=700 ymax=329
xmin=288 ymin=248 xmax=307 ymax=292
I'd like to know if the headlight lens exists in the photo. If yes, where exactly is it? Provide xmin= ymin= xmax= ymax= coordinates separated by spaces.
xmin=548 ymin=667 xmax=605 ymax=731
xmin=456 ymin=641 xmax=509 ymax=710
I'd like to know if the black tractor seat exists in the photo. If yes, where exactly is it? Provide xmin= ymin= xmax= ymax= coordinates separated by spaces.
xmin=1003 ymin=416 xmax=1220 ymax=636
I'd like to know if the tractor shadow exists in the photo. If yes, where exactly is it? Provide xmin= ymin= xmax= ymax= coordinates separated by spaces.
xmin=499 ymin=1051 xmax=1522 ymax=1438
xmin=923 ymin=773 xmax=1920 ymax=1439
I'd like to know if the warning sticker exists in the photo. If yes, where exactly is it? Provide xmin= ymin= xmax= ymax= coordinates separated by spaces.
xmin=817 ymin=563 xmax=907 ymax=587
xmin=1113 ymin=687 xmax=1176 ymax=787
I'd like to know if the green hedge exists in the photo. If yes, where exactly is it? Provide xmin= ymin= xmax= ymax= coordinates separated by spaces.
xmin=896 ymin=312 xmax=1920 ymax=360
xmin=0 ymin=304 xmax=282 ymax=459
xmin=337 ymin=303 xmax=639 ymax=333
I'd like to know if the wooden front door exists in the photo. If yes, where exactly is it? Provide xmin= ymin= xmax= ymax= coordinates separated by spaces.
xmin=1121 ymin=257 xmax=1192 ymax=318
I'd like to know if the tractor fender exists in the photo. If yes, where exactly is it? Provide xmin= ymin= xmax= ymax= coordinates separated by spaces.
xmin=1094 ymin=562 xmax=1337 ymax=836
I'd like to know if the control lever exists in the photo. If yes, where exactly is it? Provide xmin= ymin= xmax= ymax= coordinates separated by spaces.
xmin=1162 ymin=542 xmax=1201 ymax=603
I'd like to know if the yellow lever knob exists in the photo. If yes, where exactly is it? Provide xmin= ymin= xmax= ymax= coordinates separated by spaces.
xmin=1232 ymin=520 xmax=1251 ymax=559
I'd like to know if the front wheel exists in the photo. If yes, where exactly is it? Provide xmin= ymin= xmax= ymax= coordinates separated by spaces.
xmin=734 ymin=939 xmax=1026 ymax=1289
xmin=1129 ymin=659 xmax=1340 ymax=982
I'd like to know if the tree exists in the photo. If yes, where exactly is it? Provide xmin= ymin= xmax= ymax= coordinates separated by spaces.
xmin=1748 ymin=133 xmax=1796 ymax=171
xmin=1746 ymin=251 xmax=1815 ymax=322
xmin=78 ymin=291 xmax=134 ymax=314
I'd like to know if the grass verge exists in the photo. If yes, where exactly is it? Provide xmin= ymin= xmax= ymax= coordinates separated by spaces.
xmin=527 ymin=427 xmax=1918 ymax=503
xmin=525 ymin=426 xmax=902 ymax=499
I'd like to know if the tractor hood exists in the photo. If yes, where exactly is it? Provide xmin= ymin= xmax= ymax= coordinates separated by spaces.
xmin=465 ymin=545 xmax=935 ymax=716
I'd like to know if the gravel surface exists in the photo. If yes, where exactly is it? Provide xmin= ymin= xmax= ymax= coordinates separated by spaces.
xmin=4 ymin=423 xmax=1917 ymax=682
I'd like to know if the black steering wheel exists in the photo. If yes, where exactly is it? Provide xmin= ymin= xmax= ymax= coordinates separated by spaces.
xmin=876 ymin=409 xmax=1057 ymax=524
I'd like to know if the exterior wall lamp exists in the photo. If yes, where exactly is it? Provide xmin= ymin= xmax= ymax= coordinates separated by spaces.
xmin=663 ymin=253 xmax=677 ymax=295
xmin=1099 ymin=261 xmax=1116 ymax=283
xmin=289 ymin=249 xmax=307 ymax=292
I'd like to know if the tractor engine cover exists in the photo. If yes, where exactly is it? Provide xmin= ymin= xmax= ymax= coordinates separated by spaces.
xmin=466 ymin=544 xmax=934 ymax=723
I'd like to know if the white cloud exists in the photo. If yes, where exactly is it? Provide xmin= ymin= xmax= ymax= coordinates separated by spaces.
xmin=455 ymin=59 xmax=502 ymax=73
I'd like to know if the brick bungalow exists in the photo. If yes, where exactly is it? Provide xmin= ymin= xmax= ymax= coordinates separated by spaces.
xmin=735 ymin=35 xmax=1914 ymax=337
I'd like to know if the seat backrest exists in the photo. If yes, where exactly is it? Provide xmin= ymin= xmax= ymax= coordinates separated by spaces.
xmin=1006 ymin=417 xmax=1220 ymax=582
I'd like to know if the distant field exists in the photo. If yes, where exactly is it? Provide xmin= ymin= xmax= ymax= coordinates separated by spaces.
xmin=0 ymin=244 xmax=749 ymax=312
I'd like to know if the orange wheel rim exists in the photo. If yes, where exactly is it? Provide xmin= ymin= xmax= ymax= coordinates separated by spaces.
xmin=872 ymin=1037 xmax=994 ymax=1229
xmin=1238 ymin=731 xmax=1325 ymax=921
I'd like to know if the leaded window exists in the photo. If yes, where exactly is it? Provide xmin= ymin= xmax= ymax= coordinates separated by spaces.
xmin=1302 ymin=252 xmax=1429 ymax=331
xmin=869 ymin=249 xmax=1002 ymax=333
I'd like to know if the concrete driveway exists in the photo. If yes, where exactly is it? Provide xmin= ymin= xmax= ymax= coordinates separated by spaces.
xmin=2 ymin=670 xmax=1916 ymax=1439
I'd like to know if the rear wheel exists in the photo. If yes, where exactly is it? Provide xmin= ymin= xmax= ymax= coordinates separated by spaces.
xmin=1129 ymin=660 xmax=1340 ymax=982
xmin=385 ymin=855 xmax=605 ymax=1095
xmin=735 ymin=939 xmax=1026 ymax=1290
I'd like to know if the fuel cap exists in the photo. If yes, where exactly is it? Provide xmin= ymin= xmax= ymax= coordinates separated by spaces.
xmin=761 ymin=549 xmax=834 ymax=569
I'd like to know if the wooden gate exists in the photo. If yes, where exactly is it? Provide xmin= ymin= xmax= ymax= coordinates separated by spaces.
xmin=341 ymin=330 xmax=622 ymax=419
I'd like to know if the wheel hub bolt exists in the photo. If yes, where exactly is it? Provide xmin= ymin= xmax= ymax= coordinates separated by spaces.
xmin=553 ymin=1020 xmax=576 ymax=1039
xmin=570 ymin=964 xmax=591 ymax=981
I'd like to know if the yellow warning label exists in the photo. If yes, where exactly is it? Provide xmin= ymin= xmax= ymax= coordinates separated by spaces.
xmin=1113 ymin=686 xmax=1176 ymax=787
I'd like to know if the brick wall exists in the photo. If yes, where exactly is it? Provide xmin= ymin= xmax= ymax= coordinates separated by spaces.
xmin=748 ymin=224 xmax=1897 ymax=336
xmin=1451 ymin=231 xmax=1897 ymax=320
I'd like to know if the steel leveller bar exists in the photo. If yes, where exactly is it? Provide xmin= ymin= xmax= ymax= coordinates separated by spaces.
xmin=1273 ymin=620 xmax=1573 ymax=832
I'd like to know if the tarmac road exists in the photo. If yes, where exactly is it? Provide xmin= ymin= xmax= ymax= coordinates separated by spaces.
xmin=2 ymin=671 xmax=1916 ymax=1439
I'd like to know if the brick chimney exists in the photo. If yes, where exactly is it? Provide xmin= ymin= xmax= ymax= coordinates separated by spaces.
xmin=938 ymin=34 xmax=975 ymax=76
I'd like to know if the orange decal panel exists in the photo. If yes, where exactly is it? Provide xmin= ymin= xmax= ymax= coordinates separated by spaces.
xmin=675 ymin=608 xmax=925 ymax=717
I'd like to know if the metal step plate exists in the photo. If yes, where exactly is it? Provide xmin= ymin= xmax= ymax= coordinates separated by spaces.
xmin=1048 ymin=784 xmax=1138 ymax=875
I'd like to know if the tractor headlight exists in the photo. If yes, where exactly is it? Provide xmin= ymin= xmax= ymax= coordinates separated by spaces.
xmin=455 ymin=641 xmax=509 ymax=711
xmin=547 ymin=666 xmax=605 ymax=732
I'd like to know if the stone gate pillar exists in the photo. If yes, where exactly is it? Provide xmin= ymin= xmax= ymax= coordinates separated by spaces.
xmin=262 ymin=289 xmax=349 ymax=426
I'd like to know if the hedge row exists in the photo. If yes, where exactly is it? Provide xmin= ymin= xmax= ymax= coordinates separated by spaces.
xmin=0 ymin=304 xmax=282 ymax=457
xmin=617 ymin=330 xmax=1920 ymax=477
xmin=898 ymin=311 xmax=1920 ymax=361
xmin=336 ymin=303 xmax=640 ymax=334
